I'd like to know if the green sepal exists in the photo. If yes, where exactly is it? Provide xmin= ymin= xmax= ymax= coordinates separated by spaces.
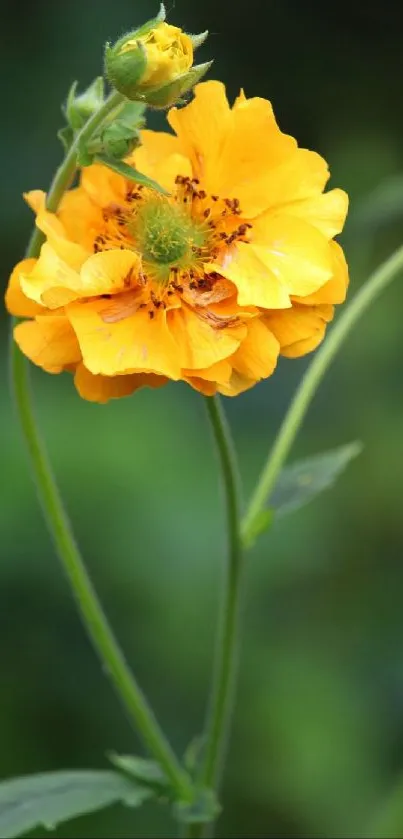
xmin=94 ymin=154 xmax=169 ymax=195
xmin=144 ymin=61 xmax=213 ymax=109
xmin=57 ymin=125 xmax=74 ymax=153
xmin=65 ymin=77 xmax=105 ymax=132
xmin=189 ymin=31 xmax=209 ymax=49
xmin=104 ymin=39 xmax=148 ymax=100
xmin=174 ymin=788 xmax=221 ymax=825
xmin=108 ymin=753 xmax=171 ymax=797
xmin=111 ymin=3 xmax=166 ymax=52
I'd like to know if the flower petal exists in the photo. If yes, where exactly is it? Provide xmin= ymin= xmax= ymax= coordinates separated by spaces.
xmin=169 ymin=305 xmax=246 ymax=370
xmin=14 ymin=315 xmax=82 ymax=372
xmin=231 ymin=318 xmax=279 ymax=379
xmin=282 ymin=188 xmax=349 ymax=239
xmin=215 ymin=94 xmax=297 ymax=216
xmin=208 ymin=243 xmax=292 ymax=309
xmin=264 ymin=303 xmax=334 ymax=358
xmin=250 ymin=214 xmax=333 ymax=298
xmin=74 ymin=363 xmax=167 ymax=403
xmin=292 ymin=240 xmax=349 ymax=305
xmin=182 ymin=359 xmax=232 ymax=384
xmin=24 ymin=190 xmax=46 ymax=214
xmin=36 ymin=209 xmax=89 ymax=270
xmin=5 ymin=259 xmax=45 ymax=317
xmin=218 ymin=370 xmax=256 ymax=397
xmin=81 ymin=162 xmax=127 ymax=207
xmin=67 ymin=299 xmax=181 ymax=379
xmin=132 ymin=131 xmax=191 ymax=191
xmin=20 ymin=247 xmax=141 ymax=309
xmin=168 ymin=81 xmax=232 ymax=186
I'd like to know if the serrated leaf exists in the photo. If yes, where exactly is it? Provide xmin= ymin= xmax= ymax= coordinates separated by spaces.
xmin=0 ymin=769 xmax=154 ymax=838
xmin=174 ymin=788 xmax=220 ymax=824
xmin=242 ymin=508 xmax=273 ymax=549
xmin=108 ymin=754 xmax=170 ymax=795
xmin=94 ymin=155 xmax=169 ymax=195
xmin=270 ymin=441 xmax=363 ymax=517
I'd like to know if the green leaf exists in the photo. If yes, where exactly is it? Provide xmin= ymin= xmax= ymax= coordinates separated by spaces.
xmin=242 ymin=508 xmax=273 ymax=549
xmin=0 ymin=769 xmax=153 ymax=838
xmin=108 ymin=754 xmax=170 ymax=796
xmin=174 ymin=788 xmax=220 ymax=825
xmin=270 ymin=441 xmax=363 ymax=517
xmin=57 ymin=125 xmax=74 ymax=153
xmin=94 ymin=155 xmax=169 ymax=195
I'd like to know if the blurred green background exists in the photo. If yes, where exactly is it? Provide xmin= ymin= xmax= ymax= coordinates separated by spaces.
xmin=3 ymin=1 xmax=403 ymax=836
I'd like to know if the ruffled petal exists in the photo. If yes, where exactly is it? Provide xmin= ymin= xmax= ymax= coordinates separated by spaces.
xmin=208 ymin=243 xmax=292 ymax=309
xmin=5 ymin=259 xmax=45 ymax=317
xmin=74 ymin=363 xmax=167 ymax=403
xmin=264 ymin=303 xmax=334 ymax=358
xmin=20 ymin=247 xmax=141 ymax=309
xmin=81 ymin=162 xmax=127 ymax=207
xmin=293 ymin=240 xmax=349 ymax=305
xmin=249 ymin=214 xmax=333 ymax=299
xmin=281 ymin=188 xmax=349 ymax=239
xmin=66 ymin=299 xmax=181 ymax=379
xmin=168 ymin=305 xmax=246 ymax=370
xmin=14 ymin=315 xmax=81 ymax=373
xmin=231 ymin=318 xmax=279 ymax=379
xmin=168 ymin=81 xmax=232 ymax=186
xmin=132 ymin=130 xmax=191 ymax=191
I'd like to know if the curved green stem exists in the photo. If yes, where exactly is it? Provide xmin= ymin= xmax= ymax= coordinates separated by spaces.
xmin=11 ymin=89 xmax=192 ymax=802
xmin=242 ymin=243 xmax=403 ymax=544
xmin=189 ymin=397 xmax=243 ymax=837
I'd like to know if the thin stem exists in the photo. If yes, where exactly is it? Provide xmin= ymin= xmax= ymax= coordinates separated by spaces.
xmin=188 ymin=397 xmax=243 ymax=837
xmin=10 ymin=89 xmax=193 ymax=802
xmin=242 ymin=243 xmax=403 ymax=544
xmin=26 ymin=90 xmax=124 ymax=258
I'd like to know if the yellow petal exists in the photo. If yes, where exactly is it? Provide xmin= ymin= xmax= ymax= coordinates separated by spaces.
xmin=36 ymin=209 xmax=89 ymax=270
xmin=5 ymin=259 xmax=45 ymax=317
xmin=218 ymin=370 xmax=256 ymax=397
xmin=215 ymin=95 xmax=297 ymax=217
xmin=250 ymin=148 xmax=329 ymax=216
xmin=79 ymin=249 xmax=141 ymax=295
xmin=264 ymin=303 xmax=334 ymax=358
xmin=231 ymin=318 xmax=279 ymax=379
xmin=293 ymin=241 xmax=349 ymax=306
xmin=20 ymin=244 xmax=83 ymax=308
xmin=169 ymin=305 xmax=246 ymax=370
xmin=185 ymin=376 xmax=218 ymax=396
xmin=250 ymin=214 xmax=333 ymax=299
xmin=20 ymin=246 xmax=140 ymax=309
xmin=67 ymin=300 xmax=181 ymax=379
xmin=132 ymin=131 xmax=191 ymax=191
xmin=208 ymin=243 xmax=292 ymax=309
xmin=58 ymin=187 xmax=102 ymax=248
xmin=282 ymin=188 xmax=349 ymax=239
xmin=81 ymin=162 xmax=127 ymax=207
xmin=168 ymin=81 xmax=232 ymax=186
xmin=74 ymin=363 xmax=167 ymax=403
xmin=182 ymin=359 xmax=232 ymax=384
xmin=14 ymin=315 xmax=81 ymax=373
xmin=24 ymin=190 xmax=46 ymax=214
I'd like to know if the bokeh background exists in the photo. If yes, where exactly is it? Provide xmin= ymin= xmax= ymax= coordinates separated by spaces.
xmin=2 ymin=1 xmax=403 ymax=836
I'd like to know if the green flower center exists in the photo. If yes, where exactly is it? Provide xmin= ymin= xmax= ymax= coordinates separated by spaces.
xmin=129 ymin=198 xmax=206 ymax=281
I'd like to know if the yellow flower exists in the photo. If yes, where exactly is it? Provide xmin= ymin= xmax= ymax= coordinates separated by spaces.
xmin=121 ymin=22 xmax=193 ymax=88
xmin=6 ymin=81 xmax=349 ymax=403
xmin=105 ymin=20 xmax=198 ymax=104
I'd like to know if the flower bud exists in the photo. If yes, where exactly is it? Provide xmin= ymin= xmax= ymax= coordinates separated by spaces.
xmin=104 ymin=6 xmax=205 ymax=105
